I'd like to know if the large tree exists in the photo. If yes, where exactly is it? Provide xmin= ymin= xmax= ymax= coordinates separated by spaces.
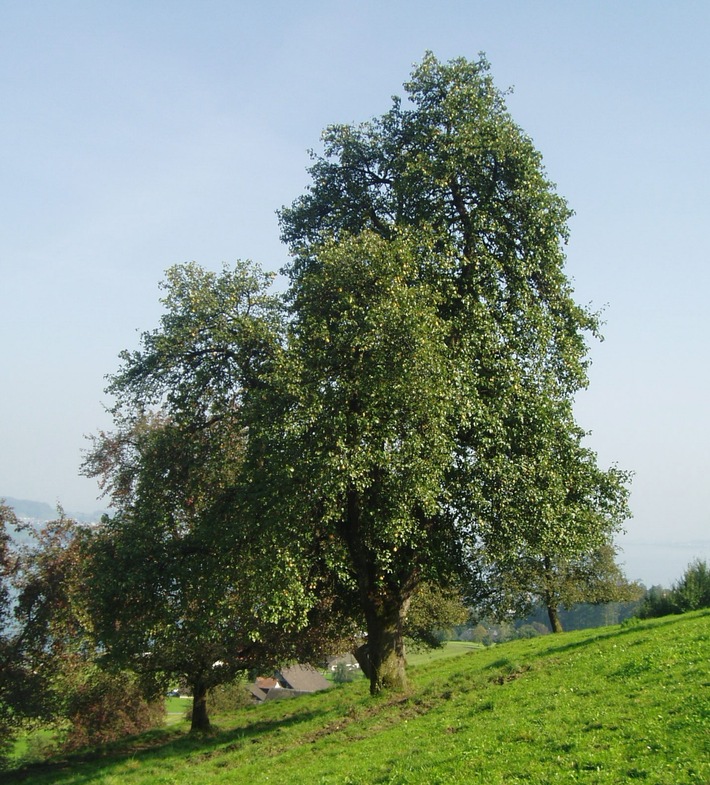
xmin=252 ymin=231 xmax=467 ymax=691
xmin=273 ymin=53 xmax=628 ymax=691
xmin=94 ymin=54 xmax=630 ymax=698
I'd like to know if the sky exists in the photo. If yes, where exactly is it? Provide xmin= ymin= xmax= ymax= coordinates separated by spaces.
xmin=1 ymin=1 xmax=708 ymax=587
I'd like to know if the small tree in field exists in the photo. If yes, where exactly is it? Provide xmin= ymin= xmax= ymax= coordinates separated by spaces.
xmin=474 ymin=542 xmax=641 ymax=632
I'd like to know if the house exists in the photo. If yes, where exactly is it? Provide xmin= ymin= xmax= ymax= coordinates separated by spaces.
xmin=326 ymin=652 xmax=361 ymax=673
xmin=248 ymin=664 xmax=332 ymax=702
xmin=277 ymin=664 xmax=331 ymax=693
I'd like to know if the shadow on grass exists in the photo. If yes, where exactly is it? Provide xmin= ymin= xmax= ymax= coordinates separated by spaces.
xmin=4 ymin=704 xmax=332 ymax=785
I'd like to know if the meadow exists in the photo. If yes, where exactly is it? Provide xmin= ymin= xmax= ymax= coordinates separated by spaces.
xmin=7 ymin=611 xmax=708 ymax=784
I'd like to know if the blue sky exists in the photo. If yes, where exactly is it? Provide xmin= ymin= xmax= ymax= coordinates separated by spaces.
xmin=1 ymin=1 xmax=708 ymax=586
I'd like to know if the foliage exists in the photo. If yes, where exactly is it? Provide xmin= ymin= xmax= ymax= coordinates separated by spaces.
xmin=83 ymin=261 xmax=287 ymax=733
xmin=0 ymin=500 xmax=26 ymax=764
xmin=1 ymin=509 xmax=165 ymax=763
xmin=672 ymin=558 xmax=710 ymax=611
xmin=519 ymin=599 xmax=642 ymax=632
xmin=84 ymin=262 xmax=360 ymax=730
xmin=473 ymin=541 xmax=641 ymax=632
xmin=273 ymin=52 xmax=629 ymax=690
xmin=258 ymin=229 xmax=466 ymax=692
xmin=0 ymin=511 xmax=93 ymax=767
xmin=83 ymin=52 xmax=631 ymax=700
xmin=405 ymin=583 xmax=470 ymax=648
xmin=59 ymin=667 xmax=164 ymax=753
xmin=205 ymin=680 xmax=253 ymax=715
xmin=82 ymin=414 xmax=283 ymax=732
xmin=331 ymin=662 xmax=359 ymax=684
xmin=639 ymin=559 xmax=710 ymax=618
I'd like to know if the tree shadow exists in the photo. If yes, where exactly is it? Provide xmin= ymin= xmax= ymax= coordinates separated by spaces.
xmin=4 ymin=704 xmax=331 ymax=784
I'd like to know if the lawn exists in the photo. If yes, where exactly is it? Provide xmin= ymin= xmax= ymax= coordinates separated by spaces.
xmin=5 ymin=611 xmax=709 ymax=784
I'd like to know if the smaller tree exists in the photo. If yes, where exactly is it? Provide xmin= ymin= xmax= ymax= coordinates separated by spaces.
xmin=474 ymin=542 xmax=640 ymax=633
xmin=467 ymin=396 xmax=633 ymax=633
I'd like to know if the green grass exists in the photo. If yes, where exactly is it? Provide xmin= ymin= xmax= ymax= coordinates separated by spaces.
xmin=164 ymin=697 xmax=191 ymax=727
xmin=6 ymin=611 xmax=709 ymax=784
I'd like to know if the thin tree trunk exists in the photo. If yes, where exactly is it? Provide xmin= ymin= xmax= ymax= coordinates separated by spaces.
xmin=547 ymin=604 xmax=564 ymax=633
xmin=190 ymin=676 xmax=211 ymax=732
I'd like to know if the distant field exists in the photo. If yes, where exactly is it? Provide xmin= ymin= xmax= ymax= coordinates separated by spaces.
xmin=406 ymin=640 xmax=484 ymax=666
xmin=6 ymin=611 xmax=709 ymax=784
xmin=165 ymin=696 xmax=191 ymax=726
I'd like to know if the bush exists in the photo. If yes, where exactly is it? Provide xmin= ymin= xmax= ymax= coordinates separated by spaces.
xmin=673 ymin=559 xmax=710 ymax=611
xmin=60 ymin=668 xmax=164 ymax=752
xmin=207 ymin=680 xmax=252 ymax=715
xmin=332 ymin=662 xmax=358 ymax=684
xmin=638 ymin=560 xmax=710 ymax=619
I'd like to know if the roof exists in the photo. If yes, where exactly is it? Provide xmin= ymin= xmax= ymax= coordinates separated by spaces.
xmin=277 ymin=664 xmax=331 ymax=693
xmin=255 ymin=676 xmax=279 ymax=690
xmin=246 ymin=683 xmax=268 ymax=702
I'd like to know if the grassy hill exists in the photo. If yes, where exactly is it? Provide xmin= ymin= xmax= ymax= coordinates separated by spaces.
xmin=8 ymin=611 xmax=709 ymax=784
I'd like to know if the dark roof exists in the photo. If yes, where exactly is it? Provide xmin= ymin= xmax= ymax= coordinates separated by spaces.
xmin=277 ymin=664 xmax=331 ymax=693
xmin=246 ymin=683 xmax=268 ymax=702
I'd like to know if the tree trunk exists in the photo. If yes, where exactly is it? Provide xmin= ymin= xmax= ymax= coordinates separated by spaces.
xmin=341 ymin=486 xmax=413 ymax=695
xmin=363 ymin=593 xmax=411 ymax=695
xmin=190 ymin=676 xmax=211 ymax=732
xmin=353 ymin=642 xmax=372 ymax=681
xmin=547 ymin=604 xmax=564 ymax=633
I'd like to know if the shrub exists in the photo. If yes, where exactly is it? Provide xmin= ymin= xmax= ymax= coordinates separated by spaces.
xmin=207 ymin=679 xmax=252 ymax=714
xmin=333 ymin=662 xmax=358 ymax=684
xmin=638 ymin=560 xmax=710 ymax=619
xmin=673 ymin=559 xmax=710 ymax=611
xmin=60 ymin=668 xmax=164 ymax=752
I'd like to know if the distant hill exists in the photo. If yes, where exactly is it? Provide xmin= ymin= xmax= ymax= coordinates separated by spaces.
xmin=2 ymin=497 xmax=107 ymax=524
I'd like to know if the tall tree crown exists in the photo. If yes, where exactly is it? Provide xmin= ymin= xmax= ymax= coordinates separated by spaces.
xmin=280 ymin=53 xmax=597 ymax=399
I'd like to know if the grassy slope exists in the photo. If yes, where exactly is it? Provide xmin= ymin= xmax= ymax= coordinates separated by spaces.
xmin=7 ymin=611 xmax=709 ymax=785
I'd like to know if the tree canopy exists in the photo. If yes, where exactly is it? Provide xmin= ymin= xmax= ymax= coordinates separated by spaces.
xmin=271 ymin=52 xmax=628 ymax=690
xmin=86 ymin=52 xmax=631 ymax=699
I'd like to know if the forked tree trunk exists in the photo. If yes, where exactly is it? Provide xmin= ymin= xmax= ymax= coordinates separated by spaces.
xmin=190 ymin=676 xmax=211 ymax=732
xmin=547 ymin=604 xmax=564 ymax=633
